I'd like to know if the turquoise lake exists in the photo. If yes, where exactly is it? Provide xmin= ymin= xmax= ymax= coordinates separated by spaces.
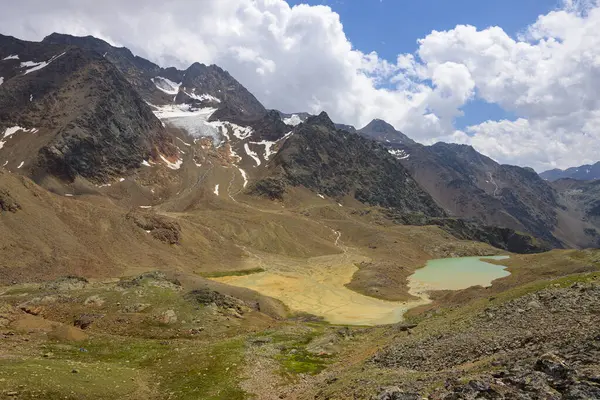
xmin=409 ymin=256 xmax=511 ymax=291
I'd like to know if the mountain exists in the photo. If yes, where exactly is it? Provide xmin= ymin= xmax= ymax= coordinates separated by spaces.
xmin=551 ymin=178 xmax=600 ymax=234
xmin=251 ymin=112 xmax=445 ymax=216
xmin=0 ymin=34 xmax=175 ymax=183
xmin=42 ymin=33 xmax=266 ymax=119
xmin=359 ymin=118 xmax=415 ymax=145
xmin=334 ymin=123 xmax=357 ymax=132
xmin=540 ymin=162 xmax=600 ymax=181
xmin=277 ymin=111 xmax=357 ymax=132
xmin=357 ymin=121 xmax=600 ymax=248
xmin=1 ymin=32 xmax=593 ymax=251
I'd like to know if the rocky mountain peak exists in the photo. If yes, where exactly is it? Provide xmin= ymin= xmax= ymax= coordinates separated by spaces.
xmin=181 ymin=62 xmax=265 ymax=118
xmin=0 ymin=35 xmax=175 ymax=183
xmin=359 ymin=118 xmax=415 ymax=145
xmin=303 ymin=111 xmax=336 ymax=131
xmin=430 ymin=142 xmax=495 ymax=167
xmin=540 ymin=161 xmax=600 ymax=181
xmin=362 ymin=118 xmax=396 ymax=134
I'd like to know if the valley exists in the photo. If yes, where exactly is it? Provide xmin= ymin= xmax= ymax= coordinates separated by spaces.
xmin=1 ymin=32 xmax=600 ymax=399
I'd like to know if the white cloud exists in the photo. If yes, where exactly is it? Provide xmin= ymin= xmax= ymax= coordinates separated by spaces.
xmin=1 ymin=0 xmax=600 ymax=170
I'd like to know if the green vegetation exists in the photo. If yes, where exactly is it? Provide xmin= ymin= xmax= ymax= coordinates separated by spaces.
xmin=0 ymin=358 xmax=142 ymax=400
xmin=278 ymin=348 xmax=329 ymax=375
xmin=10 ymin=336 xmax=248 ymax=400
xmin=253 ymin=327 xmax=331 ymax=376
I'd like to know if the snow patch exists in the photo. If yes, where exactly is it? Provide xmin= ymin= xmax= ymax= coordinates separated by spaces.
xmin=139 ymin=206 xmax=152 ymax=209
xmin=141 ymin=160 xmax=152 ymax=167
xmin=281 ymin=130 xmax=294 ymax=141
xmin=388 ymin=148 xmax=410 ymax=160
xmin=29 ymin=94 xmax=33 ymax=102
xmin=183 ymin=90 xmax=221 ymax=103
xmin=17 ymin=161 xmax=24 ymax=169
xmin=317 ymin=194 xmax=325 ymax=199
xmin=229 ymin=146 xmax=242 ymax=162
xmin=64 ymin=194 xmax=74 ymax=197
xmin=149 ymin=103 xmax=254 ymax=146
xmin=119 ymin=178 xmax=125 ymax=182
xmin=230 ymin=124 xmax=253 ymax=140
xmin=0 ymin=126 xmax=37 ymax=149
xmin=3 ymin=55 xmax=19 ymax=60
xmin=150 ymin=103 xmax=222 ymax=142
xmin=238 ymin=167 xmax=248 ymax=188
xmin=160 ymin=154 xmax=183 ymax=170
xmin=250 ymin=140 xmax=277 ymax=161
xmin=338 ymin=203 xmax=343 ymax=207
xmin=177 ymin=137 xmax=191 ymax=146
xmin=151 ymin=77 xmax=181 ymax=95
xmin=2 ymin=160 xmax=7 ymax=166
xmin=210 ymin=121 xmax=253 ymax=141
xmin=20 ymin=52 xmax=66 ymax=75
xmin=283 ymin=114 xmax=303 ymax=126
xmin=0 ymin=77 xmax=3 ymax=86
xmin=244 ymin=143 xmax=261 ymax=166
xmin=214 ymin=184 xmax=219 ymax=196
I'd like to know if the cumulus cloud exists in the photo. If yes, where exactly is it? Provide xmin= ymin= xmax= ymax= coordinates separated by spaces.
xmin=1 ymin=0 xmax=600 ymax=170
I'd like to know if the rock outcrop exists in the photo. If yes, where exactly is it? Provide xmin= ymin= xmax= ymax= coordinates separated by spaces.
xmin=251 ymin=112 xmax=445 ymax=216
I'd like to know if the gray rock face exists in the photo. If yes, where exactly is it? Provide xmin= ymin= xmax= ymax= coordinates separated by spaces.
xmin=359 ymin=119 xmax=415 ymax=145
xmin=551 ymin=178 xmax=600 ymax=246
xmin=181 ymin=62 xmax=265 ymax=117
xmin=251 ymin=112 xmax=445 ymax=217
xmin=0 ymin=36 xmax=176 ymax=183
xmin=376 ymin=387 xmax=419 ymax=400
xmin=383 ymin=209 xmax=551 ymax=253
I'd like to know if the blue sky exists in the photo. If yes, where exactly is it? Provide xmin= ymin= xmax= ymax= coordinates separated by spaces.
xmin=286 ymin=0 xmax=559 ymax=128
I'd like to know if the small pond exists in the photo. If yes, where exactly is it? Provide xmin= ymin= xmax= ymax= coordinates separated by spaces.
xmin=408 ymin=255 xmax=511 ymax=292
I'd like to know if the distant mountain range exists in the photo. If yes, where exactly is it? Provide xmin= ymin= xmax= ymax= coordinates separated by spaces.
xmin=1 ymin=32 xmax=600 ymax=250
xmin=540 ymin=162 xmax=600 ymax=181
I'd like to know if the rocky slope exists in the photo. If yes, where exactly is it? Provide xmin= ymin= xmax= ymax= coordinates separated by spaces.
xmin=356 ymin=120 xmax=600 ymax=248
xmin=251 ymin=112 xmax=445 ymax=216
xmin=373 ymin=282 xmax=600 ymax=399
xmin=541 ymin=161 xmax=600 ymax=181
xmin=372 ymin=279 xmax=600 ymax=399
xmin=296 ymin=262 xmax=600 ymax=400
xmin=0 ymin=34 xmax=175 ymax=183
xmin=551 ymin=179 xmax=600 ymax=244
